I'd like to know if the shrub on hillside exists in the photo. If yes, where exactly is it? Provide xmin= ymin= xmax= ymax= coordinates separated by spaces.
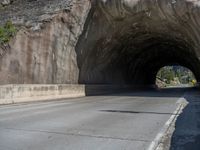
xmin=0 ymin=21 xmax=17 ymax=44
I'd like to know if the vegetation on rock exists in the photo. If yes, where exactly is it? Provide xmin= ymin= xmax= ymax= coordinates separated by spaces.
xmin=0 ymin=21 xmax=17 ymax=44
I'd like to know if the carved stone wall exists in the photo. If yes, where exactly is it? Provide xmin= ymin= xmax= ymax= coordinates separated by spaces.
xmin=0 ymin=0 xmax=91 ymax=84
xmin=77 ymin=0 xmax=200 ymax=85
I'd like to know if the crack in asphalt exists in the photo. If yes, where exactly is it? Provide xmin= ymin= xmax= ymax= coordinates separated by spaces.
xmin=100 ymin=110 xmax=179 ymax=115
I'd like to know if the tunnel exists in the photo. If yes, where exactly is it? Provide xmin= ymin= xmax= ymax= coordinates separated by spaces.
xmin=75 ymin=0 xmax=200 ymax=87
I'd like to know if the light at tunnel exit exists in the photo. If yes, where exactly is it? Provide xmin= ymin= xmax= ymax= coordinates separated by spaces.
xmin=156 ymin=65 xmax=197 ymax=88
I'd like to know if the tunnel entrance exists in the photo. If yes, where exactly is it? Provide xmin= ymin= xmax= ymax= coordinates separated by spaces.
xmin=156 ymin=66 xmax=197 ymax=88
xmin=76 ymin=1 xmax=200 ymax=87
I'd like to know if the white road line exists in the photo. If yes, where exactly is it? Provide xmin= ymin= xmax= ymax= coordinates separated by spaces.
xmin=147 ymin=96 xmax=188 ymax=150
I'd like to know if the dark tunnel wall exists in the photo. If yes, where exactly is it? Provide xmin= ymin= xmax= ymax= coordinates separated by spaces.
xmin=76 ymin=0 xmax=200 ymax=86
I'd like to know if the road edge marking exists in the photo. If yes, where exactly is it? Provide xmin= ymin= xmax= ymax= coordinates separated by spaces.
xmin=147 ymin=96 xmax=188 ymax=150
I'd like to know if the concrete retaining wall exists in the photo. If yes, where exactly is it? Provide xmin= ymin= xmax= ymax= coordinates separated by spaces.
xmin=0 ymin=84 xmax=135 ymax=105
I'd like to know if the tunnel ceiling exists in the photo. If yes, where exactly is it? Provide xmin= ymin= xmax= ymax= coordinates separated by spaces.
xmin=76 ymin=0 xmax=200 ymax=85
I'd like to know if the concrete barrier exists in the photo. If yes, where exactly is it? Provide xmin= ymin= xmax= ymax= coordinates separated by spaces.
xmin=0 ymin=84 xmax=138 ymax=105
xmin=0 ymin=84 xmax=85 ymax=104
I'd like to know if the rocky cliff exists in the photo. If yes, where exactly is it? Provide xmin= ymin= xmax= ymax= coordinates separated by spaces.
xmin=0 ymin=0 xmax=200 ymax=85
xmin=0 ymin=0 xmax=91 ymax=84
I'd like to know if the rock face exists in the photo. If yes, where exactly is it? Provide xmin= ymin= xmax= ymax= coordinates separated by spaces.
xmin=0 ymin=0 xmax=200 ymax=85
xmin=0 ymin=0 xmax=12 ymax=6
xmin=0 ymin=0 xmax=91 ymax=84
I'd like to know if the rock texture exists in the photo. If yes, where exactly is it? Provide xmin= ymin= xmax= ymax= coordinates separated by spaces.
xmin=0 ymin=0 xmax=12 ymax=6
xmin=0 ymin=0 xmax=200 ymax=85
xmin=0 ymin=0 xmax=91 ymax=84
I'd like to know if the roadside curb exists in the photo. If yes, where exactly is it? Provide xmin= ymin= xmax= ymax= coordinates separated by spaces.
xmin=147 ymin=97 xmax=188 ymax=150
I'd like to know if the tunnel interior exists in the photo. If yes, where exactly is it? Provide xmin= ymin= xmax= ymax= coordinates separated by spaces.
xmin=77 ymin=30 xmax=200 ymax=86
xmin=76 ymin=2 xmax=200 ymax=86
xmin=121 ymin=36 xmax=200 ymax=86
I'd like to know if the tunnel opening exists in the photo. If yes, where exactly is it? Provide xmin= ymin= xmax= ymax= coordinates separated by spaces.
xmin=116 ymin=33 xmax=200 ymax=87
xmin=73 ymin=0 xmax=200 ymax=94
xmin=156 ymin=65 xmax=197 ymax=88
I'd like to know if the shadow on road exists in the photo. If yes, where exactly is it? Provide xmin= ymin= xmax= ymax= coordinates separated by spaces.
xmin=85 ymin=85 xmax=193 ymax=98
xmin=170 ymin=88 xmax=200 ymax=150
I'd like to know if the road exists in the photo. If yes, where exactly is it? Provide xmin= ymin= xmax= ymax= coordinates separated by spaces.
xmin=0 ymin=88 xmax=190 ymax=150
xmin=170 ymin=88 xmax=200 ymax=150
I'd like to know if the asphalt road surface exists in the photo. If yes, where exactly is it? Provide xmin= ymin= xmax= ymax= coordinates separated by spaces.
xmin=0 ymin=88 xmax=191 ymax=150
